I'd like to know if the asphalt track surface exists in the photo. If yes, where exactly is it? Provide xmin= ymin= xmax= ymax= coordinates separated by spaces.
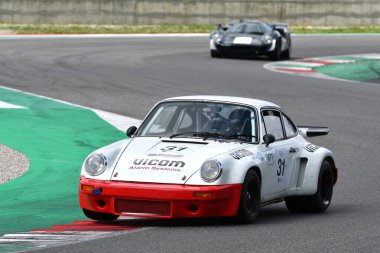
xmin=0 ymin=35 xmax=380 ymax=252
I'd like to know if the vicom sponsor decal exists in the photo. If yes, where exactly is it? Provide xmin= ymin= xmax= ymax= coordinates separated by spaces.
xmin=128 ymin=158 xmax=185 ymax=172
xmin=133 ymin=159 xmax=185 ymax=167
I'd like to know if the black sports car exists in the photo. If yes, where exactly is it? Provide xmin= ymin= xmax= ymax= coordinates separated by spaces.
xmin=210 ymin=20 xmax=291 ymax=60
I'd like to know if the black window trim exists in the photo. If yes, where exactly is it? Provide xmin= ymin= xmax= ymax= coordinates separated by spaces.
xmin=135 ymin=100 xmax=261 ymax=144
xmin=261 ymin=107 xmax=299 ymax=142
xmin=281 ymin=111 xmax=298 ymax=139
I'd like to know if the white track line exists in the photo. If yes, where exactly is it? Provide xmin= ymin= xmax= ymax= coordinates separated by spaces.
xmin=0 ymin=85 xmax=141 ymax=131
xmin=0 ymin=100 xmax=26 ymax=109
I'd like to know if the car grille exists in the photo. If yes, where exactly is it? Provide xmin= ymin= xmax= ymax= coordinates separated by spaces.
xmin=115 ymin=199 xmax=171 ymax=216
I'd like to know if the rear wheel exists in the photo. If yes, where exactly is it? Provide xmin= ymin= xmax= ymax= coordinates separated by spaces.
xmin=82 ymin=209 xmax=119 ymax=221
xmin=236 ymin=170 xmax=261 ymax=223
xmin=285 ymin=160 xmax=333 ymax=213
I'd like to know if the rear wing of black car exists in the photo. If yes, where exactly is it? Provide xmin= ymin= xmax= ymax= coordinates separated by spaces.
xmin=272 ymin=23 xmax=289 ymax=36
xmin=272 ymin=23 xmax=289 ymax=29
xmin=298 ymin=126 xmax=329 ymax=137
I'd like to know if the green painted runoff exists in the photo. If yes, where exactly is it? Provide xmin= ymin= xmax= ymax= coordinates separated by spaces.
xmin=315 ymin=59 xmax=380 ymax=82
xmin=0 ymin=87 xmax=125 ymax=237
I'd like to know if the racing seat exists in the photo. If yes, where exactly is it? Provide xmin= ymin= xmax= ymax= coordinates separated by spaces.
xmin=227 ymin=109 xmax=252 ymax=141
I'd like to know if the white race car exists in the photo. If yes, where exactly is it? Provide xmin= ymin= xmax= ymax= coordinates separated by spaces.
xmin=79 ymin=96 xmax=338 ymax=223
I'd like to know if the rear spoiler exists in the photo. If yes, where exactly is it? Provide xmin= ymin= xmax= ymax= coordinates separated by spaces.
xmin=272 ymin=23 xmax=289 ymax=29
xmin=298 ymin=126 xmax=329 ymax=137
xmin=272 ymin=23 xmax=289 ymax=35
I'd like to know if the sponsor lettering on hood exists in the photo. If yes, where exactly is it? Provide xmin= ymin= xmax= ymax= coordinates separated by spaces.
xmin=128 ymin=158 xmax=186 ymax=173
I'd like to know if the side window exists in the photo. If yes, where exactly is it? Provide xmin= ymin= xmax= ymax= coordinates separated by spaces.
xmin=262 ymin=110 xmax=284 ymax=140
xmin=282 ymin=114 xmax=297 ymax=138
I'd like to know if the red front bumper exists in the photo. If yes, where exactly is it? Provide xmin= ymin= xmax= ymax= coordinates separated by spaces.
xmin=79 ymin=177 xmax=242 ymax=218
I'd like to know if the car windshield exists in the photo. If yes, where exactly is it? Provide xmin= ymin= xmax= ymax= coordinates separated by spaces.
xmin=135 ymin=101 xmax=258 ymax=143
xmin=228 ymin=23 xmax=264 ymax=35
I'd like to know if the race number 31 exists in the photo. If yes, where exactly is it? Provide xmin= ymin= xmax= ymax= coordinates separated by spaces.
xmin=161 ymin=146 xmax=188 ymax=152
xmin=277 ymin=158 xmax=286 ymax=177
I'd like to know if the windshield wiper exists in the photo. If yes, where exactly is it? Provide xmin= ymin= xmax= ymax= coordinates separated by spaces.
xmin=226 ymin=134 xmax=257 ymax=142
xmin=169 ymin=132 xmax=199 ymax=138
xmin=170 ymin=132 xmax=227 ymax=140
xmin=198 ymin=132 xmax=228 ymax=140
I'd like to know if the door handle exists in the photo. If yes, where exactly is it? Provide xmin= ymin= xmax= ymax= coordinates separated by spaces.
xmin=289 ymin=147 xmax=297 ymax=153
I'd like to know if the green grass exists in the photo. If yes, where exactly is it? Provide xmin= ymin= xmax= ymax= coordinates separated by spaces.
xmin=0 ymin=24 xmax=380 ymax=34
xmin=0 ymin=24 xmax=215 ymax=34
xmin=291 ymin=25 xmax=380 ymax=34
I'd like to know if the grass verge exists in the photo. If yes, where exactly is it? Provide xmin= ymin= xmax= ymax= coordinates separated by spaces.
xmin=0 ymin=24 xmax=380 ymax=34
xmin=0 ymin=24 xmax=215 ymax=34
xmin=291 ymin=25 xmax=380 ymax=34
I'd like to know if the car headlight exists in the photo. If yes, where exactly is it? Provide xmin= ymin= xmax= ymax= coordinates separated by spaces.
xmin=85 ymin=153 xmax=107 ymax=176
xmin=262 ymin=35 xmax=272 ymax=44
xmin=214 ymin=35 xmax=222 ymax=44
xmin=200 ymin=160 xmax=222 ymax=182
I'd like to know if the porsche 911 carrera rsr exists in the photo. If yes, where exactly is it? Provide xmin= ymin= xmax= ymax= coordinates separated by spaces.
xmin=210 ymin=20 xmax=292 ymax=60
xmin=79 ymin=96 xmax=338 ymax=223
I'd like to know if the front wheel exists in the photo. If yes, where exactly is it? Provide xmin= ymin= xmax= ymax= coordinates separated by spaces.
xmin=210 ymin=50 xmax=221 ymax=58
xmin=236 ymin=170 xmax=261 ymax=223
xmin=285 ymin=160 xmax=334 ymax=213
xmin=281 ymin=38 xmax=291 ymax=59
xmin=268 ymin=39 xmax=281 ymax=61
xmin=82 ymin=209 xmax=119 ymax=221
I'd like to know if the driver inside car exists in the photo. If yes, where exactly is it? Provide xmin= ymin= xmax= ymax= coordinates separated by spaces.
xmin=226 ymin=109 xmax=253 ymax=142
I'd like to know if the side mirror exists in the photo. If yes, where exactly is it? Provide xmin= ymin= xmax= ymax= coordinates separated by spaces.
xmin=263 ymin=134 xmax=275 ymax=146
xmin=126 ymin=126 xmax=137 ymax=137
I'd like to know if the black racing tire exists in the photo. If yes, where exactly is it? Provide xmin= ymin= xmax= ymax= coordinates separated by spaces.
xmin=236 ymin=170 xmax=261 ymax=223
xmin=82 ymin=209 xmax=119 ymax=221
xmin=210 ymin=50 xmax=221 ymax=58
xmin=268 ymin=39 xmax=281 ymax=61
xmin=284 ymin=195 xmax=302 ymax=213
xmin=281 ymin=38 xmax=291 ymax=60
xmin=285 ymin=160 xmax=334 ymax=213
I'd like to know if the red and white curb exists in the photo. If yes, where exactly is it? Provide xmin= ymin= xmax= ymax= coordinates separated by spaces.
xmin=264 ymin=53 xmax=380 ymax=81
xmin=0 ymin=220 xmax=142 ymax=250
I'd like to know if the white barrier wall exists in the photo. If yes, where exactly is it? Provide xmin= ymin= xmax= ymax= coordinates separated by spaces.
xmin=0 ymin=0 xmax=379 ymax=26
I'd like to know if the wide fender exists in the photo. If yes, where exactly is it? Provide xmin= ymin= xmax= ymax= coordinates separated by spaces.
xmin=297 ymin=147 xmax=335 ymax=195
xmin=185 ymin=149 xmax=265 ymax=186
xmin=267 ymin=31 xmax=281 ymax=52
xmin=271 ymin=30 xmax=281 ymax=40
xmin=210 ymin=38 xmax=217 ymax=50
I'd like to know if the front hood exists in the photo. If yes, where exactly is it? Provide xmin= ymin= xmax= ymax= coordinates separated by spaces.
xmin=111 ymin=137 xmax=244 ymax=184
xmin=222 ymin=33 xmax=263 ymax=45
